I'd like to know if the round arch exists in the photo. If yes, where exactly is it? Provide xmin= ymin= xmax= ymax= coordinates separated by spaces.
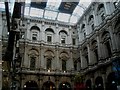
xmin=97 ymin=3 xmax=104 ymax=11
xmin=42 ymin=81 xmax=56 ymax=90
xmin=88 ymin=15 xmax=94 ymax=23
xmin=59 ymin=82 xmax=72 ymax=90
xmin=23 ymin=80 xmax=39 ymax=90
xmin=30 ymin=26 xmax=40 ymax=31
xmin=45 ymin=28 xmax=55 ymax=33
xmin=95 ymin=76 xmax=104 ymax=90
xmin=59 ymin=30 xmax=68 ymax=35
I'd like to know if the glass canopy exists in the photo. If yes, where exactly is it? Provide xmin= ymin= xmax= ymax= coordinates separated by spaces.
xmin=0 ymin=0 xmax=92 ymax=25
xmin=25 ymin=0 xmax=92 ymax=25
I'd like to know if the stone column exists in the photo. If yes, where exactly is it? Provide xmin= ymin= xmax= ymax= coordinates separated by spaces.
xmin=55 ymin=25 xmax=59 ymax=44
xmin=92 ymin=6 xmax=98 ymax=27
xmin=108 ymin=25 xmax=117 ymax=52
xmin=80 ymin=49 xmax=86 ymax=69
xmin=68 ymin=26 xmax=72 ymax=45
xmin=69 ymin=48 xmax=74 ymax=70
xmin=0 ymin=12 xmax=2 ymax=90
xmin=0 ymin=39 xmax=2 ymax=90
xmin=104 ymin=2 xmax=111 ymax=15
xmin=40 ymin=44 xmax=45 ymax=69
xmin=41 ymin=22 xmax=45 ymax=42
xmin=87 ymin=43 xmax=93 ymax=65
xmin=23 ymin=45 xmax=29 ymax=68
xmin=26 ymin=20 xmax=30 ymax=40
xmin=90 ymin=74 xmax=95 ymax=90
xmin=102 ymin=73 xmax=106 ymax=90
xmin=96 ymin=33 xmax=102 ymax=60
xmin=55 ymin=46 xmax=60 ymax=70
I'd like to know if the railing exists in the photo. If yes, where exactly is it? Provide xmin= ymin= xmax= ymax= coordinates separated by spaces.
xmin=20 ymin=67 xmax=76 ymax=76
xmin=19 ymin=38 xmax=78 ymax=48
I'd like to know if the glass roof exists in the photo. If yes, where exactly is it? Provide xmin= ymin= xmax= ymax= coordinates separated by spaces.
xmin=0 ymin=0 xmax=92 ymax=25
xmin=25 ymin=0 xmax=92 ymax=25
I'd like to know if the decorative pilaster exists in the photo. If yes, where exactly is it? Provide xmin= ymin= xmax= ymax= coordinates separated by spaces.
xmin=87 ymin=43 xmax=92 ymax=65
xmin=69 ymin=48 xmax=74 ymax=70
xmin=55 ymin=45 xmax=60 ymax=70
xmin=92 ymin=5 xmax=98 ymax=27
xmin=41 ymin=21 xmax=45 ymax=42
xmin=96 ymin=33 xmax=102 ymax=60
xmin=40 ymin=44 xmax=45 ymax=69
xmin=108 ymin=25 xmax=117 ymax=53
xmin=80 ymin=49 xmax=86 ymax=69
xmin=55 ymin=25 xmax=59 ymax=44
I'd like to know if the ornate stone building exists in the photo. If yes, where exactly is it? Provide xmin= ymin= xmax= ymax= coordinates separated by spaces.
xmin=1 ymin=1 xmax=120 ymax=90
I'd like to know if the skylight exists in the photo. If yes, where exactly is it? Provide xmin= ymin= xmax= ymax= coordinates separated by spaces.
xmin=46 ymin=0 xmax=62 ymax=10
xmin=44 ymin=10 xmax=58 ymax=20
xmin=57 ymin=13 xmax=71 ymax=22
xmin=0 ymin=0 xmax=92 ymax=25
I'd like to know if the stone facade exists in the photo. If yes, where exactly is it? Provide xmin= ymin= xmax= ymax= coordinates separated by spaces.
xmin=1 ymin=1 xmax=120 ymax=90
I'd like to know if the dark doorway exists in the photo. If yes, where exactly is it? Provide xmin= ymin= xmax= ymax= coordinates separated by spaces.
xmin=42 ymin=81 xmax=56 ymax=90
xmin=59 ymin=82 xmax=71 ymax=90
xmin=106 ymin=72 xmax=117 ymax=90
xmin=86 ymin=79 xmax=92 ymax=90
xmin=23 ymin=81 xmax=39 ymax=90
xmin=95 ymin=76 xmax=104 ymax=90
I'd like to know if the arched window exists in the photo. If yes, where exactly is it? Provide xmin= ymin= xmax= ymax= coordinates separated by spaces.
xmin=74 ymin=60 xmax=77 ymax=70
xmin=44 ymin=50 xmax=54 ymax=70
xmin=45 ymin=28 xmax=54 ymax=43
xmin=88 ymin=15 xmax=94 ymax=31
xmin=59 ymin=30 xmax=68 ymax=44
xmin=62 ymin=60 xmax=66 ymax=71
xmin=81 ymin=24 xmax=86 ymax=39
xmin=101 ymin=31 xmax=112 ymax=57
xmin=97 ymin=4 xmax=105 ymax=22
xmin=30 ymin=26 xmax=40 ymax=41
xmin=47 ymin=58 xmax=52 ymax=69
xmin=30 ymin=56 xmax=36 ymax=70
xmin=28 ymin=49 xmax=39 ymax=70
xmin=60 ymin=51 xmax=69 ymax=71
xmin=91 ymin=40 xmax=99 ymax=63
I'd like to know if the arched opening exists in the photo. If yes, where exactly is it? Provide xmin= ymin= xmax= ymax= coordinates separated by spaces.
xmin=59 ymin=82 xmax=71 ymax=90
xmin=23 ymin=81 xmax=39 ymax=90
xmin=101 ymin=31 xmax=112 ymax=58
xmin=86 ymin=79 xmax=92 ymax=90
xmin=30 ymin=26 xmax=40 ymax=31
xmin=42 ymin=81 xmax=56 ymax=90
xmin=97 ymin=4 xmax=104 ymax=11
xmin=95 ymin=76 xmax=104 ymax=90
xmin=91 ymin=40 xmax=98 ymax=63
xmin=106 ymin=72 xmax=117 ymax=90
xmin=45 ymin=28 xmax=54 ymax=33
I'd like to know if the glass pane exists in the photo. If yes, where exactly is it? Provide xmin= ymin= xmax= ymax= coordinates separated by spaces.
xmin=61 ymin=38 xmax=65 ymax=44
xmin=47 ymin=36 xmax=52 ymax=42
xmin=44 ymin=10 xmax=58 ymax=20
xmin=70 ymin=15 xmax=78 ymax=24
xmin=46 ymin=0 xmax=62 ymax=10
xmin=79 ymin=0 xmax=92 ymax=8
xmin=24 ymin=7 xmax=29 ymax=16
xmin=0 ymin=2 xmax=5 ymax=11
xmin=30 ymin=7 xmax=43 ymax=17
xmin=57 ymin=13 xmax=70 ymax=22
xmin=73 ymin=5 xmax=84 ymax=17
